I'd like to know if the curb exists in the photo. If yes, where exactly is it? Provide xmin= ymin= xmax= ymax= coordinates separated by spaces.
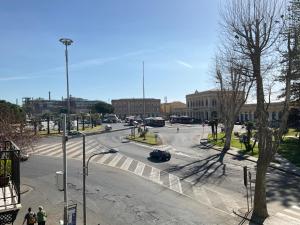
xmin=201 ymin=142 xmax=300 ymax=178
xmin=20 ymin=184 xmax=33 ymax=194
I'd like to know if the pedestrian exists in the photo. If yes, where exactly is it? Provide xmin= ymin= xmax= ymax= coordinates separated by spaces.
xmin=37 ymin=206 xmax=47 ymax=225
xmin=22 ymin=207 xmax=37 ymax=225
xmin=177 ymin=127 xmax=179 ymax=133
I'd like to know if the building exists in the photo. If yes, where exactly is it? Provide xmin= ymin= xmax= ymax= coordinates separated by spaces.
xmin=112 ymin=98 xmax=161 ymax=119
xmin=185 ymin=89 xmax=222 ymax=121
xmin=174 ymin=89 xmax=294 ymax=124
xmin=160 ymin=101 xmax=186 ymax=116
xmin=22 ymin=96 xmax=103 ymax=117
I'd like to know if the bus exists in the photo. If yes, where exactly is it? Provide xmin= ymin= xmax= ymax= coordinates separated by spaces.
xmin=170 ymin=115 xmax=193 ymax=124
xmin=145 ymin=117 xmax=165 ymax=127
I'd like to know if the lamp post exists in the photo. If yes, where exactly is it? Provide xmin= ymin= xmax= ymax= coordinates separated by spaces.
xmin=59 ymin=38 xmax=73 ymax=132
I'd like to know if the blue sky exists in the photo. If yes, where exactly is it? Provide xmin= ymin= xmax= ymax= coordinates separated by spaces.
xmin=0 ymin=0 xmax=221 ymax=104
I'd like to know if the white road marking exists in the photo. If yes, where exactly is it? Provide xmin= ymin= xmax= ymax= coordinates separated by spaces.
xmin=169 ymin=174 xmax=182 ymax=193
xmin=34 ymin=143 xmax=61 ymax=154
xmin=292 ymin=205 xmax=300 ymax=211
xmin=134 ymin=162 xmax=145 ymax=176
xmin=34 ymin=144 xmax=62 ymax=155
xmin=96 ymin=154 xmax=111 ymax=164
xmin=120 ymin=158 xmax=133 ymax=171
xmin=108 ymin=154 xmax=123 ymax=167
xmin=284 ymin=209 xmax=300 ymax=217
xmin=277 ymin=212 xmax=300 ymax=224
xmin=150 ymin=167 xmax=161 ymax=184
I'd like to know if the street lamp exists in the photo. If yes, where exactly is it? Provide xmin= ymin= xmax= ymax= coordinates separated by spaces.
xmin=59 ymin=38 xmax=73 ymax=132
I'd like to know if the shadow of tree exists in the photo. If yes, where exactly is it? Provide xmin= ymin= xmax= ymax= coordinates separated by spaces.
xmin=163 ymin=153 xmax=228 ymax=185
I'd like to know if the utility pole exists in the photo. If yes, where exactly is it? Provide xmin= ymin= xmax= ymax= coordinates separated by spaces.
xmin=62 ymin=114 xmax=68 ymax=225
xmin=59 ymin=38 xmax=73 ymax=132
xmin=143 ymin=61 xmax=145 ymax=119
xmin=82 ymin=133 xmax=87 ymax=225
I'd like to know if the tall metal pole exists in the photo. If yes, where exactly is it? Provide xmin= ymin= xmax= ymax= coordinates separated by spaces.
xmin=143 ymin=61 xmax=145 ymax=119
xmin=65 ymin=44 xmax=71 ymax=132
xmin=82 ymin=134 xmax=87 ymax=225
xmin=62 ymin=114 xmax=68 ymax=224
xmin=60 ymin=38 xmax=73 ymax=132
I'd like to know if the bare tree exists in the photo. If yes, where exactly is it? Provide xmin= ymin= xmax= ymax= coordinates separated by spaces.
xmin=221 ymin=0 xmax=291 ymax=220
xmin=215 ymin=51 xmax=254 ymax=155
xmin=0 ymin=101 xmax=37 ymax=151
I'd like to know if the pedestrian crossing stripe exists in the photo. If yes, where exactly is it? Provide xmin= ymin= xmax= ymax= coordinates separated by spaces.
xmin=134 ymin=162 xmax=145 ymax=176
xmin=32 ymin=141 xmax=242 ymax=216
xmin=120 ymin=158 xmax=133 ymax=171
xmin=108 ymin=154 xmax=123 ymax=167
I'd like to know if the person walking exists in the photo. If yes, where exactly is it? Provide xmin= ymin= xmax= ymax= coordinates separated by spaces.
xmin=22 ymin=207 xmax=36 ymax=225
xmin=36 ymin=206 xmax=47 ymax=225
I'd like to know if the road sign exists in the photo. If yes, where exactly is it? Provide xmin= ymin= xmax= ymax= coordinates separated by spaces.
xmin=68 ymin=204 xmax=77 ymax=225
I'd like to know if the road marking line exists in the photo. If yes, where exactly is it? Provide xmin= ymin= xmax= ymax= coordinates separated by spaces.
xmin=35 ymin=144 xmax=62 ymax=155
xmin=134 ymin=162 xmax=145 ymax=176
xmin=96 ymin=154 xmax=111 ymax=164
xmin=284 ymin=209 xmax=300 ymax=217
xmin=108 ymin=154 xmax=123 ymax=167
xmin=34 ymin=143 xmax=61 ymax=153
xmin=120 ymin=158 xmax=133 ymax=171
xmin=277 ymin=212 xmax=300 ymax=224
xmin=150 ymin=167 xmax=161 ymax=184
xmin=169 ymin=174 xmax=182 ymax=194
xmin=68 ymin=145 xmax=84 ymax=158
xmin=41 ymin=141 xmax=80 ymax=157
xmin=292 ymin=205 xmax=300 ymax=211
xmin=77 ymin=148 xmax=98 ymax=159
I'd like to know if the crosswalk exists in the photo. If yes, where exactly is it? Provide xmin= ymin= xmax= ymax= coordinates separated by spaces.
xmin=28 ymin=139 xmax=252 ymax=216
xmin=31 ymin=139 xmax=300 ymax=220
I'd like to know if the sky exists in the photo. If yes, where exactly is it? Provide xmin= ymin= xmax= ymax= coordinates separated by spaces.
xmin=0 ymin=0 xmax=222 ymax=105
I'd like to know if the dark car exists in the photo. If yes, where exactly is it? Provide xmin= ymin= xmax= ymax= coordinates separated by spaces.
xmin=149 ymin=149 xmax=171 ymax=161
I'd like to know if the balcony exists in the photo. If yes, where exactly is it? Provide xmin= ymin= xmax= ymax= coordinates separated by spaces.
xmin=0 ymin=141 xmax=21 ymax=225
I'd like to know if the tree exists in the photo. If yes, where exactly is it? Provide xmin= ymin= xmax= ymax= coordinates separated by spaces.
xmin=221 ymin=0 xmax=290 ymax=220
xmin=215 ymin=51 xmax=254 ymax=152
xmin=0 ymin=100 xmax=36 ymax=150
xmin=92 ymin=102 xmax=114 ymax=114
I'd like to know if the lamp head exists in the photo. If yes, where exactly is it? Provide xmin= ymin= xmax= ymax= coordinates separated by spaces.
xmin=59 ymin=38 xmax=73 ymax=46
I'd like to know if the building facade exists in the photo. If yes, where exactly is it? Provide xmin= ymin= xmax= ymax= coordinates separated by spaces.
xmin=22 ymin=96 xmax=102 ymax=116
xmin=185 ymin=89 xmax=221 ymax=121
xmin=160 ymin=101 xmax=186 ymax=116
xmin=173 ymin=89 xmax=292 ymax=124
xmin=112 ymin=98 xmax=161 ymax=119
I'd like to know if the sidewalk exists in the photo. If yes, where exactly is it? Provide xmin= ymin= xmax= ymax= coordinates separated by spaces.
xmin=15 ymin=177 xmax=106 ymax=225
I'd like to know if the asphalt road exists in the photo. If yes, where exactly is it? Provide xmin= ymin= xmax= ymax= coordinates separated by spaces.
xmin=94 ymin=123 xmax=300 ymax=212
xmin=17 ymin=155 xmax=239 ymax=225
xmin=29 ymin=122 xmax=300 ymax=224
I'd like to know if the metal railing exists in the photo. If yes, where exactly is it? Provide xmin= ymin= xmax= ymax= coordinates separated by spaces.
xmin=0 ymin=140 xmax=21 ymax=205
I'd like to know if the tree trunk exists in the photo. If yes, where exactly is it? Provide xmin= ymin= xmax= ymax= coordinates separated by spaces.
xmin=224 ymin=123 xmax=234 ymax=150
xmin=253 ymin=158 xmax=269 ymax=220
xmin=47 ymin=116 xmax=50 ymax=135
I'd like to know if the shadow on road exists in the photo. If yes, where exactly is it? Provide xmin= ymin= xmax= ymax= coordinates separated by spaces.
xmin=147 ymin=157 xmax=170 ymax=163
xmin=163 ymin=153 xmax=227 ymax=184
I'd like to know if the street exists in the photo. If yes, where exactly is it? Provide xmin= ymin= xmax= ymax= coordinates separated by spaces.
xmin=23 ymin=123 xmax=300 ymax=224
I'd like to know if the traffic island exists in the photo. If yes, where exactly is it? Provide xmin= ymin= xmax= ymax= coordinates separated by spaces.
xmin=127 ymin=132 xmax=162 ymax=145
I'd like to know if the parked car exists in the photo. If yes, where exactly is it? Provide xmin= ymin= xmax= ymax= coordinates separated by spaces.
xmin=105 ymin=124 xmax=112 ymax=131
xmin=68 ymin=130 xmax=80 ymax=136
xmin=149 ymin=149 xmax=171 ymax=161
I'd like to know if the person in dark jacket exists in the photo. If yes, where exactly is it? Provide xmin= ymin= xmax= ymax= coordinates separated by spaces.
xmin=36 ymin=206 xmax=47 ymax=225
